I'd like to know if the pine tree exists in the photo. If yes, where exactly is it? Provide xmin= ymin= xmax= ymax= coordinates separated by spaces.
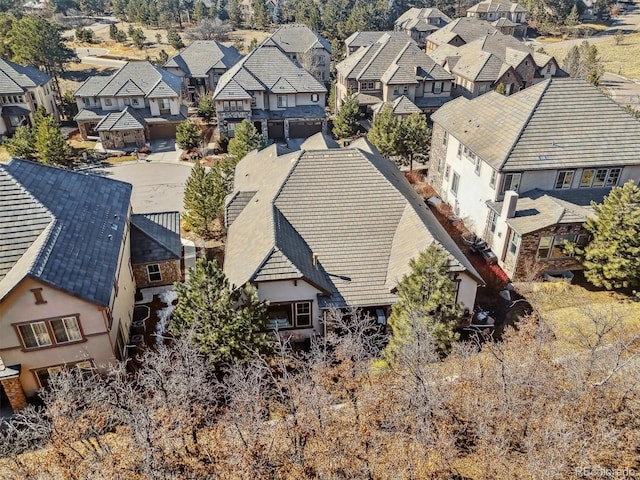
xmin=385 ymin=244 xmax=461 ymax=360
xmin=176 ymin=120 xmax=203 ymax=151
xmin=193 ymin=0 xmax=206 ymax=22
xmin=131 ymin=27 xmax=146 ymax=49
xmin=183 ymin=161 xmax=219 ymax=237
xmin=3 ymin=125 xmax=35 ymax=159
xmin=34 ymin=116 xmax=70 ymax=165
xmin=565 ymin=4 xmax=579 ymax=26
xmin=567 ymin=181 xmax=640 ymax=289
xmin=563 ymin=40 xmax=603 ymax=86
xmin=367 ymin=104 xmax=398 ymax=158
xmin=170 ymin=258 xmax=272 ymax=370
xmin=252 ymin=0 xmax=269 ymax=28
xmin=395 ymin=113 xmax=431 ymax=170
xmin=197 ymin=94 xmax=216 ymax=122
xmin=167 ymin=27 xmax=184 ymax=50
xmin=333 ymin=89 xmax=361 ymax=139
xmin=228 ymin=0 xmax=243 ymax=27
xmin=228 ymin=119 xmax=264 ymax=159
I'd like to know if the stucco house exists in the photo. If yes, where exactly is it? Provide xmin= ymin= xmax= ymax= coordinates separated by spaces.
xmin=163 ymin=41 xmax=242 ymax=104
xmin=0 ymin=58 xmax=58 ymax=138
xmin=131 ymin=212 xmax=182 ymax=288
xmin=429 ymin=32 xmax=563 ymax=98
xmin=224 ymin=134 xmax=483 ymax=339
xmin=268 ymin=24 xmax=332 ymax=82
xmin=394 ymin=7 xmax=452 ymax=48
xmin=335 ymin=33 xmax=453 ymax=116
xmin=427 ymin=78 xmax=640 ymax=280
xmin=466 ymin=0 xmax=528 ymax=37
xmin=73 ymin=61 xmax=186 ymax=149
xmin=213 ymin=41 xmax=327 ymax=142
xmin=0 ymin=159 xmax=135 ymax=409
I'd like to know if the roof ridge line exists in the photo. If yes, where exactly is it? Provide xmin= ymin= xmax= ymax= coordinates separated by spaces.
xmin=97 ymin=61 xmax=129 ymax=96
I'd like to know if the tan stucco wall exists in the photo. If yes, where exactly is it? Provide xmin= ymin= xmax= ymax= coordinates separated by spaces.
xmin=108 ymin=221 xmax=136 ymax=352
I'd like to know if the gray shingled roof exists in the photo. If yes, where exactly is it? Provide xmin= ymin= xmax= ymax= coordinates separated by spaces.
xmin=164 ymin=41 xmax=242 ymax=78
xmin=213 ymin=43 xmax=326 ymax=100
xmin=336 ymin=33 xmax=452 ymax=84
xmin=73 ymin=61 xmax=182 ymax=99
xmin=96 ymin=107 xmax=145 ymax=131
xmin=224 ymin=140 xmax=482 ymax=309
xmin=425 ymin=17 xmax=500 ymax=48
xmin=432 ymin=78 xmax=640 ymax=172
xmin=487 ymin=188 xmax=606 ymax=235
xmin=345 ymin=31 xmax=407 ymax=50
xmin=395 ymin=7 xmax=452 ymax=29
xmin=451 ymin=50 xmax=511 ymax=82
xmin=372 ymin=95 xmax=422 ymax=115
xmin=0 ymin=159 xmax=132 ymax=306
xmin=0 ymin=58 xmax=51 ymax=95
xmin=467 ymin=0 xmax=526 ymax=14
xmin=269 ymin=24 xmax=332 ymax=54
xmin=130 ymin=212 xmax=181 ymax=264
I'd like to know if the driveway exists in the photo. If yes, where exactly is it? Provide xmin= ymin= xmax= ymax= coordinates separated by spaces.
xmin=148 ymin=139 xmax=184 ymax=163
xmin=93 ymin=162 xmax=193 ymax=213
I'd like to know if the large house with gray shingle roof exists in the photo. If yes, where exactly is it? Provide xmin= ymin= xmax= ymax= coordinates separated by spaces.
xmin=427 ymin=78 xmax=640 ymax=280
xmin=213 ymin=41 xmax=327 ymax=142
xmin=73 ymin=61 xmax=186 ymax=149
xmin=0 ymin=58 xmax=58 ymax=138
xmin=0 ymin=159 xmax=135 ymax=404
xmin=466 ymin=0 xmax=527 ymax=37
xmin=335 ymin=32 xmax=453 ymax=117
xmin=429 ymin=32 xmax=563 ymax=98
xmin=425 ymin=17 xmax=501 ymax=54
xmin=163 ymin=41 xmax=242 ymax=104
xmin=224 ymin=134 xmax=482 ymax=338
xmin=394 ymin=7 xmax=452 ymax=48
xmin=268 ymin=24 xmax=332 ymax=82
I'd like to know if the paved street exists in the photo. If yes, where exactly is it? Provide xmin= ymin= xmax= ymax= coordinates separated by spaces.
xmin=600 ymin=72 xmax=640 ymax=109
xmin=93 ymin=162 xmax=193 ymax=214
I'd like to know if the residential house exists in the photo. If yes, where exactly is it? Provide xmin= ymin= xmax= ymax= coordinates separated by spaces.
xmin=239 ymin=0 xmax=282 ymax=24
xmin=224 ymin=134 xmax=483 ymax=339
xmin=163 ymin=41 xmax=242 ymax=104
xmin=344 ymin=31 xmax=409 ymax=56
xmin=0 ymin=159 xmax=135 ymax=407
xmin=429 ymin=32 xmax=562 ymax=98
xmin=74 ymin=61 xmax=186 ymax=149
xmin=394 ymin=7 xmax=452 ymax=48
xmin=466 ymin=0 xmax=527 ymax=37
xmin=131 ymin=212 xmax=182 ymax=288
xmin=268 ymin=24 xmax=332 ymax=82
xmin=425 ymin=17 xmax=501 ymax=54
xmin=335 ymin=33 xmax=453 ymax=116
xmin=427 ymin=78 xmax=640 ymax=280
xmin=213 ymin=41 xmax=327 ymax=142
xmin=0 ymin=58 xmax=58 ymax=138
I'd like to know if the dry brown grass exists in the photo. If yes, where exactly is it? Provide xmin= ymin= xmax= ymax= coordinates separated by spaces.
xmin=0 ymin=146 xmax=10 ymax=163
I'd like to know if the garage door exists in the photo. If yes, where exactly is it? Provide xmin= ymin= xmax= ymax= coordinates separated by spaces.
xmin=267 ymin=121 xmax=284 ymax=140
xmin=148 ymin=123 xmax=177 ymax=140
xmin=289 ymin=120 xmax=322 ymax=139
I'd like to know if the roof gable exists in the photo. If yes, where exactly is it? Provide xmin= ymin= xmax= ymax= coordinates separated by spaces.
xmin=164 ymin=41 xmax=242 ymax=77
xmin=130 ymin=212 xmax=181 ymax=263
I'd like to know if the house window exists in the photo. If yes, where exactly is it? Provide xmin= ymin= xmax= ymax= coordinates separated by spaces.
xmin=251 ymin=96 xmax=257 ymax=108
xmin=580 ymin=167 xmax=621 ymax=188
xmin=443 ymin=131 xmax=448 ymax=146
xmin=580 ymin=169 xmax=595 ymax=187
xmin=104 ymin=98 xmax=112 ymax=107
xmin=457 ymin=143 xmax=463 ymax=158
xmin=35 ymin=360 xmax=95 ymax=390
xmin=555 ymin=170 xmax=574 ymax=189
xmin=537 ymin=236 xmax=553 ymax=259
xmin=360 ymin=81 xmax=375 ymax=91
xmin=508 ymin=230 xmax=521 ymax=255
xmin=474 ymin=157 xmax=481 ymax=175
xmin=393 ymin=87 xmax=399 ymax=95
xmin=267 ymin=301 xmax=313 ymax=329
xmin=146 ymin=264 xmax=162 ymax=282
xmin=445 ymin=164 xmax=450 ymax=180
xmin=131 ymin=98 xmax=139 ymax=106
xmin=488 ymin=210 xmax=498 ymax=233
xmin=433 ymin=82 xmax=442 ymax=94
xmin=490 ymin=170 xmax=497 ymax=188
xmin=537 ymin=234 xmax=590 ymax=260
xmin=311 ymin=93 xmax=319 ymax=102
xmin=593 ymin=168 xmax=609 ymax=187
xmin=501 ymin=173 xmax=521 ymax=193
xmin=51 ymin=317 xmax=82 ymax=344
xmin=546 ymin=64 xmax=551 ymax=73
xmin=316 ymin=55 xmax=325 ymax=66
xmin=31 ymin=288 xmax=47 ymax=305
xmin=9 ymin=116 xmax=21 ymax=127
xmin=159 ymin=98 xmax=171 ymax=112
xmin=277 ymin=95 xmax=288 ymax=108
xmin=605 ymin=168 xmax=621 ymax=186
xmin=18 ymin=322 xmax=51 ymax=349
xmin=451 ymin=171 xmax=460 ymax=196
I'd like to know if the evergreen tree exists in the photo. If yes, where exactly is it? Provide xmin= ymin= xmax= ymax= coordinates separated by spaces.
xmin=367 ymin=104 xmax=398 ymax=158
xmin=167 ymin=27 xmax=184 ymax=50
xmin=3 ymin=125 xmax=35 ymax=159
xmin=131 ymin=27 xmax=146 ymax=49
xmin=183 ymin=161 xmax=218 ymax=237
xmin=332 ymin=89 xmax=361 ymax=139
xmin=563 ymin=40 xmax=603 ymax=86
xmin=252 ymin=0 xmax=269 ymax=28
xmin=565 ymin=4 xmax=579 ymax=26
xmin=385 ymin=245 xmax=461 ymax=360
xmin=170 ymin=258 xmax=272 ymax=370
xmin=395 ymin=113 xmax=431 ymax=170
xmin=176 ymin=120 xmax=203 ymax=150
xmin=197 ymin=94 xmax=216 ymax=122
xmin=34 ymin=116 xmax=70 ymax=165
xmin=193 ymin=0 xmax=206 ymax=22
xmin=247 ymin=37 xmax=258 ymax=52
xmin=495 ymin=83 xmax=506 ymax=95
xmin=156 ymin=49 xmax=169 ymax=66
xmin=567 ymin=181 xmax=640 ymax=290
xmin=228 ymin=119 xmax=264 ymax=159
xmin=109 ymin=23 xmax=118 ymax=40
xmin=228 ymin=0 xmax=243 ymax=27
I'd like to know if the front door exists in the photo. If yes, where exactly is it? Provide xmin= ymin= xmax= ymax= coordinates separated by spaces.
xmin=123 ymin=130 xmax=137 ymax=145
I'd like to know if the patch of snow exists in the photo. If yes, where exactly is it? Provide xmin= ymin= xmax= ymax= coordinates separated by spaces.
xmin=155 ymin=305 xmax=176 ymax=345
xmin=158 ymin=290 xmax=178 ymax=306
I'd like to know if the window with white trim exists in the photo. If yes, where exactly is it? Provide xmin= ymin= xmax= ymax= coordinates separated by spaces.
xmin=445 ymin=164 xmax=450 ymax=180
xmin=17 ymin=316 xmax=83 ymax=349
xmin=580 ymin=167 xmax=621 ymax=188
xmin=490 ymin=170 xmax=497 ymax=188
xmin=443 ymin=131 xmax=448 ymax=146
xmin=35 ymin=360 xmax=95 ymax=389
xmin=311 ymin=93 xmax=319 ymax=102
xmin=267 ymin=301 xmax=313 ymax=329
xmin=146 ymin=264 xmax=162 ymax=282
xmin=104 ymin=98 xmax=112 ymax=106
xmin=501 ymin=173 xmax=521 ymax=193
xmin=508 ymin=230 xmax=520 ymax=255
xmin=277 ymin=95 xmax=288 ymax=108
xmin=451 ymin=171 xmax=460 ymax=196
xmin=555 ymin=170 xmax=574 ymax=189
xmin=537 ymin=233 xmax=589 ymax=259
xmin=159 ymin=98 xmax=171 ymax=112
xmin=488 ymin=210 xmax=498 ymax=233
xmin=433 ymin=81 xmax=442 ymax=94
xmin=474 ymin=156 xmax=481 ymax=175
xmin=457 ymin=143 xmax=463 ymax=158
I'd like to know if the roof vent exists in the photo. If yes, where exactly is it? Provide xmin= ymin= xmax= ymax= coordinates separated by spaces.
xmin=111 ymin=223 xmax=118 ymax=230
xmin=108 ymin=234 xmax=112 ymax=239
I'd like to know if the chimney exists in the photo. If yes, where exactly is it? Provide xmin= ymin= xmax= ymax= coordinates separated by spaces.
xmin=312 ymin=253 xmax=319 ymax=267
xmin=502 ymin=190 xmax=519 ymax=219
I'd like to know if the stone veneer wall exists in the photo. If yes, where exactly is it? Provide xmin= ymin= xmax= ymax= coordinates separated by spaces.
xmin=1 ymin=375 xmax=27 ymax=411
xmin=513 ymin=223 xmax=587 ymax=281
xmin=133 ymin=260 xmax=181 ymax=288
xmin=427 ymin=122 xmax=447 ymax=195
